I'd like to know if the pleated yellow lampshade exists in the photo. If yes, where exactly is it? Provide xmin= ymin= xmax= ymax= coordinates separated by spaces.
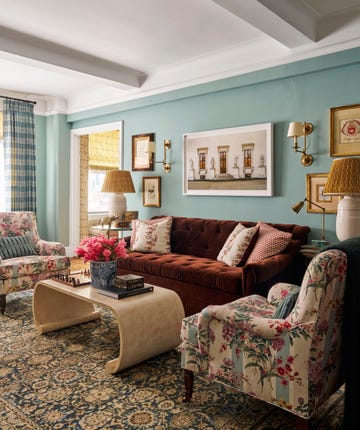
xmin=101 ymin=170 xmax=135 ymax=193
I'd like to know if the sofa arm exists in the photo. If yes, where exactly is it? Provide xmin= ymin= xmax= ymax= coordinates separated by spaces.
xmin=36 ymin=239 xmax=66 ymax=256
xmin=242 ymin=253 xmax=293 ymax=296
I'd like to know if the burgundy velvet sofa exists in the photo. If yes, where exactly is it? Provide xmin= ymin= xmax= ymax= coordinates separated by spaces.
xmin=117 ymin=216 xmax=310 ymax=316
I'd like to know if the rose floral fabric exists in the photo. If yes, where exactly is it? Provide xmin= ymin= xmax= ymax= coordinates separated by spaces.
xmin=131 ymin=216 xmax=173 ymax=254
xmin=0 ymin=211 xmax=70 ymax=298
xmin=217 ymin=223 xmax=258 ymax=267
xmin=180 ymin=249 xmax=347 ymax=420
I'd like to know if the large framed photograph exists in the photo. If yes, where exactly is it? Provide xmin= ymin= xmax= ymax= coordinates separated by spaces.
xmin=306 ymin=173 xmax=338 ymax=214
xmin=330 ymin=104 xmax=360 ymax=156
xmin=132 ymin=133 xmax=155 ymax=171
xmin=183 ymin=123 xmax=273 ymax=196
xmin=143 ymin=176 xmax=161 ymax=207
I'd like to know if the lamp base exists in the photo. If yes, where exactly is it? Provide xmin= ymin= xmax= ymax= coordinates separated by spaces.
xmin=108 ymin=193 xmax=127 ymax=219
xmin=336 ymin=195 xmax=360 ymax=241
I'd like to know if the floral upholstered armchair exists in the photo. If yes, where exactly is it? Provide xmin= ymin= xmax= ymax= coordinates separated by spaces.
xmin=0 ymin=211 xmax=70 ymax=314
xmin=180 ymin=249 xmax=347 ymax=429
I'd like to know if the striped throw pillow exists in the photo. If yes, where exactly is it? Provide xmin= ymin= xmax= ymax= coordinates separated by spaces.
xmin=0 ymin=233 xmax=37 ymax=259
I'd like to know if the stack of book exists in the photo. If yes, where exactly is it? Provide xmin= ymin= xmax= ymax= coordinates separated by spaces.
xmin=300 ymin=245 xmax=321 ymax=258
xmin=97 ymin=274 xmax=153 ymax=299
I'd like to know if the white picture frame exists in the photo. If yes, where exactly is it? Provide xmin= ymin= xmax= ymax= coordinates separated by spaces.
xmin=183 ymin=122 xmax=273 ymax=196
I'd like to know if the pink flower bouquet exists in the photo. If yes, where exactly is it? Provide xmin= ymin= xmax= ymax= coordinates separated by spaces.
xmin=75 ymin=235 xmax=128 ymax=262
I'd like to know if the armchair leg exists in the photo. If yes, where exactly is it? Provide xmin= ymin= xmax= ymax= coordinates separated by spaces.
xmin=0 ymin=294 xmax=5 ymax=314
xmin=183 ymin=369 xmax=194 ymax=402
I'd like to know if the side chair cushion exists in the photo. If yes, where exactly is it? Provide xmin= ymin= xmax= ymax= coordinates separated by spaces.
xmin=0 ymin=233 xmax=37 ymax=260
xmin=217 ymin=223 xmax=259 ymax=267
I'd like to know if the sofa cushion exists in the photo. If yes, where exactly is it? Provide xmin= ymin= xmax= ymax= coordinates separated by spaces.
xmin=246 ymin=221 xmax=292 ymax=264
xmin=217 ymin=224 xmax=259 ymax=267
xmin=0 ymin=233 xmax=37 ymax=260
xmin=131 ymin=216 xmax=172 ymax=254
xmin=118 ymin=252 xmax=243 ymax=294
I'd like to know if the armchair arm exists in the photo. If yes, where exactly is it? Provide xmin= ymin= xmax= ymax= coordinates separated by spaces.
xmin=36 ymin=239 xmax=66 ymax=256
xmin=267 ymin=282 xmax=300 ymax=307
xmin=197 ymin=302 xmax=313 ymax=357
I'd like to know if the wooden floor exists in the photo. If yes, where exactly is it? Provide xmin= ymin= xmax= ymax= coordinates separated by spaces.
xmin=70 ymin=257 xmax=89 ymax=272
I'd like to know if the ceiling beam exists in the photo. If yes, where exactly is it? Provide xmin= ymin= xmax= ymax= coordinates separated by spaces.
xmin=212 ymin=0 xmax=318 ymax=48
xmin=0 ymin=25 xmax=145 ymax=89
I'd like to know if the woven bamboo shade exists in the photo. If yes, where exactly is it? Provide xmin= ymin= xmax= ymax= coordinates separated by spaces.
xmin=88 ymin=130 xmax=119 ymax=170
xmin=324 ymin=158 xmax=360 ymax=195
xmin=101 ymin=170 xmax=135 ymax=193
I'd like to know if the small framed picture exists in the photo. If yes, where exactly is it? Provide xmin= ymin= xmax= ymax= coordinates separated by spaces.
xmin=306 ymin=173 xmax=338 ymax=214
xmin=143 ymin=176 xmax=161 ymax=207
xmin=124 ymin=211 xmax=138 ymax=223
xmin=330 ymin=104 xmax=360 ymax=156
xmin=132 ymin=133 xmax=155 ymax=171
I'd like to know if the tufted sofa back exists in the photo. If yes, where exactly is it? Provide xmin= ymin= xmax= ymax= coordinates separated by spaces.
xmin=152 ymin=216 xmax=310 ymax=261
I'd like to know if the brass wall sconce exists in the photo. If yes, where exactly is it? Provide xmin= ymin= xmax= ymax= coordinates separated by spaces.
xmin=287 ymin=122 xmax=314 ymax=166
xmin=292 ymin=198 xmax=328 ymax=247
xmin=145 ymin=140 xmax=172 ymax=173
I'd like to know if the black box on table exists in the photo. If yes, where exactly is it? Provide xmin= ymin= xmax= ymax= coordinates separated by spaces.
xmin=113 ymin=274 xmax=144 ymax=290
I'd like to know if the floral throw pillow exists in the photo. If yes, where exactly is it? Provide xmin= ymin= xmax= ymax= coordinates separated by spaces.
xmin=246 ymin=221 xmax=292 ymax=264
xmin=217 ymin=223 xmax=259 ymax=267
xmin=131 ymin=216 xmax=173 ymax=254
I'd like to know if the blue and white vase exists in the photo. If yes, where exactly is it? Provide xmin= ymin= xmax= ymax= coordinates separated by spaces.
xmin=90 ymin=260 xmax=117 ymax=289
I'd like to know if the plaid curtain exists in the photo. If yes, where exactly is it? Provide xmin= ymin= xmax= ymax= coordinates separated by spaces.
xmin=3 ymin=99 xmax=36 ymax=211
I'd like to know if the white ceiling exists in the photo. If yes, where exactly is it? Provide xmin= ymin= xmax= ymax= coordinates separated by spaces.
xmin=0 ymin=0 xmax=360 ymax=114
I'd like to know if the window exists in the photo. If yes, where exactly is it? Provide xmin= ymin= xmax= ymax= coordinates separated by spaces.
xmin=88 ymin=171 xmax=110 ymax=214
xmin=88 ymin=130 xmax=120 ymax=215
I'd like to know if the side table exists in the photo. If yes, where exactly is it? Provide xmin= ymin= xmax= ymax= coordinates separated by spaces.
xmin=91 ymin=224 xmax=132 ymax=239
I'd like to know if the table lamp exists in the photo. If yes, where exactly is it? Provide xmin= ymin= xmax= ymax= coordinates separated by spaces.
xmin=323 ymin=157 xmax=360 ymax=240
xmin=292 ymin=198 xmax=328 ymax=247
xmin=101 ymin=170 xmax=135 ymax=219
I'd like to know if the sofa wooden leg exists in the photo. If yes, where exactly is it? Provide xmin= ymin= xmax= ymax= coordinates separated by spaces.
xmin=0 ymin=294 xmax=5 ymax=314
xmin=183 ymin=369 xmax=194 ymax=402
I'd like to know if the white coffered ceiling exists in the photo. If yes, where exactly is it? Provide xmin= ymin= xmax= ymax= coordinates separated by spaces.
xmin=0 ymin=0 xmax=360 ymax=114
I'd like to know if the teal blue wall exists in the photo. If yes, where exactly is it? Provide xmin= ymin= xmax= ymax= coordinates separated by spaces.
xmin=35 ymin=114 xmax=70 ymax=242
xmin=34 ymin=115 xmax=47 ymax=238
xmin=37 ymin=47 xmax=360 ymax=244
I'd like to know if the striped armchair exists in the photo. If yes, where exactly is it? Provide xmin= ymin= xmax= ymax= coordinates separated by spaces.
xmin=0 ymin=211 xmax=70 ymax=314
xmin=180 ymin=249 xmax=347 ymax=429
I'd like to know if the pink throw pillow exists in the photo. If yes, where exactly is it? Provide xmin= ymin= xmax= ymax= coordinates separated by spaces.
xmin=246 ymin=221 xmax=292 ymax=264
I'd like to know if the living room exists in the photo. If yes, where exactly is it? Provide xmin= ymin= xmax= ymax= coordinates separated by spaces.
xmin=1 ymin=1 xmax=360 ymax=429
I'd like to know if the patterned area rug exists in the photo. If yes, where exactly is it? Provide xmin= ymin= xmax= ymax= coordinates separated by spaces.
xmin=0 ymin=291 xmax=344 ymax=430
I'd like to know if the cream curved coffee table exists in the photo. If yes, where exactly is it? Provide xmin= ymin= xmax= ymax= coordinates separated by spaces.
xmin=33 ymin=279 xmax=185 ymax=374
